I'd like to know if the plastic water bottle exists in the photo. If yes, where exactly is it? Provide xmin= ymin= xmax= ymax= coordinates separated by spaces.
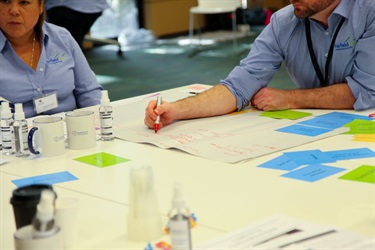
xmin=99 ymin=90 xmax=114 ymax=141
xmin=13 ymin=103 xmax=30 ymax=157
xmin=1 ymin=102 xmax=14 ymax=155
xmin=32 ymin=190 xmax=59 ymax=239
xmin=168 ymin=183 xmax=192 ymax=250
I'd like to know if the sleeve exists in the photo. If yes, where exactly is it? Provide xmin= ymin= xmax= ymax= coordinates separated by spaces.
xmin=220 ymin=13 xmax=285 ymax=110
xmin=347 ymin=9 xmax=375 ymax=111
xmin=71 ymin=40 xmax=103 ymax=109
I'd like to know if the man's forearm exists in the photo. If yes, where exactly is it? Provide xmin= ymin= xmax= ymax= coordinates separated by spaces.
xmin=290 ymin=83 xmax=356 ymax=109
xmin=172 ymin=84 xmax=237 ymax=120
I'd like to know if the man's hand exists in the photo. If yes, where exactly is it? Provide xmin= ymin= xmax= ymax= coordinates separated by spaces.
xmin=251 ymin=87 xmax=295 ymax=111
xmin=144 ymin=100 xmax=175 ymax=129
xmin=251 ymin=84 xmax=355 ymax=110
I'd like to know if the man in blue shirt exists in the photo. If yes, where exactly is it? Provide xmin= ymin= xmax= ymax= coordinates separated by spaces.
xmin=44 ymin=0 xmax=109 ymax=50
xmin=144 ymin=0 xmax=375 ymax=130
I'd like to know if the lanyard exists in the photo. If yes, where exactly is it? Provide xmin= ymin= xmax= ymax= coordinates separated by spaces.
xmin=305 ymin=17 xmax=345 ymax=86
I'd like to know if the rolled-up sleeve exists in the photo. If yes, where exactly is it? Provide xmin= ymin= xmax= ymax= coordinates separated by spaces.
xmin=220 ymin=9 xmax=290 ymax=110
xmin=347 ymin=12 xmax=375 ymax=110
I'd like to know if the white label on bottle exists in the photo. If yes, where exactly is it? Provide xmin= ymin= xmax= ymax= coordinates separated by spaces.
xmin=169 ymin=219 xmax=191 ymax=250
xmin=99 ymin=111 xmax=114 ymax=136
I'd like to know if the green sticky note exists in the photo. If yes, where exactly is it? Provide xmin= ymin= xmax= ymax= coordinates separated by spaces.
xmin=260 ymin=110 xmax=312 ymax=120
xmin=74 ymin=152 xmax=130 ymax=168
xmin=339 ymin=165 xmax=375 ymax=184
xmin=343 ymin=119 xmax=375 ymax=134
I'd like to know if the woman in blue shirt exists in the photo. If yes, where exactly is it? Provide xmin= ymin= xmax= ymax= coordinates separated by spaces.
xmin=0 ymin=0 xmax=103 ymax=118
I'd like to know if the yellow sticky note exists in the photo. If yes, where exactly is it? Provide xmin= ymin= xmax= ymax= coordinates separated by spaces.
xmin=352 ymin=134 xmax=375 ymax=142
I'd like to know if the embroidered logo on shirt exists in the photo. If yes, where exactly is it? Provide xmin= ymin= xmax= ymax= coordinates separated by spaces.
xmin=47 ymin=53 xmax=65 ymax=64
xmin=335 ymin=36 xmax=357 ymax=51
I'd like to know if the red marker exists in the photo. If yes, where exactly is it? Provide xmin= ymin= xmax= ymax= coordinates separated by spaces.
xmin=154 ymin=96 xmax=162 ymax=133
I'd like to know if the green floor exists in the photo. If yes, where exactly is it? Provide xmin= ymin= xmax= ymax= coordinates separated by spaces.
xmin=85 ymin=36 xmax=295 ymax=102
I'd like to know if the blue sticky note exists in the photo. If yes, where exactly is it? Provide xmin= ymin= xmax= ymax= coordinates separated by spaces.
xmin=299 ymin=112 xmax=373 ymax=130
xmin=12 ymin=171 xmax=78 ymax=187
xmin=317 ymin=112 xmax=373 ymax=121
xmin=258 ymin=155 xmax=300 ymax=171
xmin=276 ymin=124 xmax=331 ymax=136
xmin=325 ymin=148 xmax=375 ymax=161
xmin=283 ymin=150 xmax=335 ymax=165
xmin=297 ymin=117 xmax=345 ymax=130
xmin=281 ymin=164 xmax=346 ymax=182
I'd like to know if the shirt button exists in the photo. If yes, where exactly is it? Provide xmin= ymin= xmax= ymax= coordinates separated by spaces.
xmin=325 ymin=53 xmax=328 ymax=57
xmin=37 ymin=88 xmax=41 ymax=92
xmin=325 ymin=31 xmax=329 ymax=36
xmin=39 ymin=68 xmax=44 ymax=72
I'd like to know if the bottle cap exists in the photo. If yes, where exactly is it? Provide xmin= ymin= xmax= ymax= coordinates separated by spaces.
xmin=35 ymin=190 xmax=55 ymax=222
xmin=101 ymin=90 xmax=110 ymax=105
xmin=172 ymin=183 xmax=186 ymax=209
xmin=1 ymin=101 xmax=12 ymax=119
xmin=14 ymin=103 xmax=25 ymax=121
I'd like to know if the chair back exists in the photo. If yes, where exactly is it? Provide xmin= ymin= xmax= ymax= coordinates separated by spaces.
xmin=197 ymin=0 xmax=242 ymax=9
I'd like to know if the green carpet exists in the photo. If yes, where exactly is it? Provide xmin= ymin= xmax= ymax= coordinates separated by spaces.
xmin=85 ymin=36 xmax=295 ymax=102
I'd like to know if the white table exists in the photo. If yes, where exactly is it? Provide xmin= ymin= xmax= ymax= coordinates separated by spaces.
xmin=1 ymin=84 xmax=374 ymax=249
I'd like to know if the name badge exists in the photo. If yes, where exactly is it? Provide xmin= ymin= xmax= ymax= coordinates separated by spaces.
xmin=34 ymin=93 xmax=58 ymax=114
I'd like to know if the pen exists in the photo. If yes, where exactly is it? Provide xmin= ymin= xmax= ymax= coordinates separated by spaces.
xmin=154 ymin=96 xmax=162 ymax=133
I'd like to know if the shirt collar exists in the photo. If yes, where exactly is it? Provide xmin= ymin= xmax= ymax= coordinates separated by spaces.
xmin=0 ymin=30 xmax=8 ymax=52
xmin=41 ymin=22 xmax=50 ymax=46
xmin=294 ymin=0 xmax=352 ymax=25
xmin=332 ymin=0 xmax=352 ymax=20
xmin=0 ymin=22 xmax=50 ymax=52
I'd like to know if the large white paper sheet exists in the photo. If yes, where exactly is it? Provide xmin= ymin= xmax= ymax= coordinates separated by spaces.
xmin=114 ymin=93 xmax=347 ymax=163
xmin=283 ymin=230 xmax=374 ymax=250
xmin=195 ymin=215 xmax=336 ymax=249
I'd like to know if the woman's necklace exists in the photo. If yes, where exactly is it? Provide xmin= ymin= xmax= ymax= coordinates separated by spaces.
xmin=30 ymin=35 xmax=36 ymax=68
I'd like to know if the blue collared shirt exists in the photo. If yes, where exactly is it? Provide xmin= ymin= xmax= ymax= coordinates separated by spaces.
xmin=221 ymin=0 xmax=375 ymax=111
xmin=44 ymin=0 xmax=109 ymax=13
xmin=0 ymin=22 xmax=103 ymax=118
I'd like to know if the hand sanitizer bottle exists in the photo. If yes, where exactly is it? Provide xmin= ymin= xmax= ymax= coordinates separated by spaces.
xmin=168 ymin=183 xmax=192 ymax=250
xmin=99 ymin=90 xmax=114 ymax=141
xmin=13 ymin=103 xmax=30 ymax=157
xmin=1 ymin=102 xmax=15 ymax=155
xmin=32 ymin=190 xmax=59 ymax=239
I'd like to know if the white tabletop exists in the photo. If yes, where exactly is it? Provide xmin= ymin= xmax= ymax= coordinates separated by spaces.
xmin=1 ymin=84 xmax=374 ymax=249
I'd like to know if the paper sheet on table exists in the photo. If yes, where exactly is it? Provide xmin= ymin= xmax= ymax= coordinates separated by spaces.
xmin=282 ymin=230 xmax=374 ymax=250
xmin=114 ymin=95 xmax=348 ymax=163
xmin=195 ymin=215 xmax=335 ymax=249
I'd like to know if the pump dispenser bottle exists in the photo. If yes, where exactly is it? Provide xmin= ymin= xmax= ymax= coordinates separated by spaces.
xmin=1 ymin=102 xmax=14 ymax=155
xmin=32 ymin=189 xmax=59 ymax=239
xmin=168 ymin=183 xmax=192 ymax=250
xmin=13 ymin=103 xmax=30 ymax=157
xmin=99 ymin=90 xmax=114 ymax=141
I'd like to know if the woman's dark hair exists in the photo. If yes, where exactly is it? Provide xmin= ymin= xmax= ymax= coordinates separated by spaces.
xmin=35 ymin=0 xmax=45 ymax=39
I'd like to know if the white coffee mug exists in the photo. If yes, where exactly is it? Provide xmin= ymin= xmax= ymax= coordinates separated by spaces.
xmin=65 ymin=111 xmax=96 ymax=150
xmin=27 ymin=117 xmax=65 ymax=157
